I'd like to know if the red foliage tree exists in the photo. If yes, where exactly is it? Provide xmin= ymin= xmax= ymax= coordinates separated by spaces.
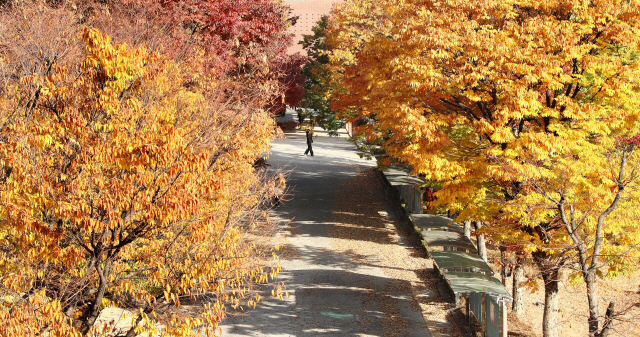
xmin=157 ymin=0 xmax=306 ymax=112
xmin=85 ymin=0 xmax=306 ymax=114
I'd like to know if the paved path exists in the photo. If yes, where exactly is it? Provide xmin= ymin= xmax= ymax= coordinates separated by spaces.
xmin=219 ymin=122 xmax=433 ymax=337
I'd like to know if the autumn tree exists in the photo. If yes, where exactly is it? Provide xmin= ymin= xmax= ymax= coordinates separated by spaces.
xmin=79 ymin=0 xmax=306 ymax=116
xmin=327 ymin=0 xmax=640 ymax=336
xmin=265 ymin=53 xmax=307 ymax=117
xmin=0 ymin=2 xmax=291 ymax=336
xmin=155 ymin=0 xmax=306 ymax=115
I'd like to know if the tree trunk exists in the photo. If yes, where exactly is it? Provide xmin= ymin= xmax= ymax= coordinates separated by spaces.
xmin=512 ymin=256 xmax=525 ymax=316
xmin=474 ymin=221 xmax=487 ymax=262
xmin=500 ymin=246 xmax=507 ymax=286
xmin=541 ymin=269 xmax=560 ymax=337
xmin=463 ymin=220 xmax=471 ymax=239
xmin=598 ymin=301 xmax=615 ymax=337
xmin=80 ymin=259 xmax=111 ymax=335
xmin=532 ymin=251 xmax=561 ymax=337
xmin=585 ymin=270 xmax=600 ymax=336
xmin=125 ymin=313 xmax=145 ymax=337
xmin=80 ymin=280 xmax=107 ymax=335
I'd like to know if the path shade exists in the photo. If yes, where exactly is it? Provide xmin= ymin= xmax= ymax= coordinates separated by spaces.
xmin=431 ymin=251 xmax=494 ymax=276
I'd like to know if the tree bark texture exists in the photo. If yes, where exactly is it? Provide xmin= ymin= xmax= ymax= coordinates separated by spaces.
xmin=599 ymin=301 xmax=615 ymax=337
xmin=500 ymin=246 xmax=507 ymax=286
xmin=474 ymin=221 xmax=487 ymax=262
xmin=463 ymin=220 xmax=471 ymax=239
xmin=542 ymin=269 xmax=560 ymax=337
xmin=585 ymin=270 xmax=600 ymax=336
xmin=512 ymin=257 xmax=525 ymax=316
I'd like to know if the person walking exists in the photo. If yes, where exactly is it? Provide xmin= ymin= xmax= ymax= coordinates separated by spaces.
xmin=304 ymin=128 xmax=314 ymax=156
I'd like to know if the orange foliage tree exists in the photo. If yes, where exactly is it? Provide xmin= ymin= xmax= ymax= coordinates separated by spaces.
xmin=0 ymin=2 xmax=289 ymax=336
xmin=327 ymin=0 xmax=640 ymax=336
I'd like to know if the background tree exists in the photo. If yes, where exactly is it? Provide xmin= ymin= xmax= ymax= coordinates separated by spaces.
xmin=80 ymin=0 xmax=306 ymax=116
xmin=297 ymin=16 xmax=343 ymax=134
xmin=155 ymin=0 xmax=307 ymax=115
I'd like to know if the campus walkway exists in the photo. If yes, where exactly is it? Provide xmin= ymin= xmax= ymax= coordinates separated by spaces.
xmin=219 ymin=115 xmax=457 ymax=337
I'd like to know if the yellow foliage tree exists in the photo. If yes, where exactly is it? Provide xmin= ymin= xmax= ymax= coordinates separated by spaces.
xmin=0 ymin=16 xmax=282 ymax=337
xmin=328 ymin=0 xmax=640 ymax=336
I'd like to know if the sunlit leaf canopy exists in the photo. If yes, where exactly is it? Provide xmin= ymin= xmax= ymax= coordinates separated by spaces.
xmin=328 ymin=0 xmax=640 ymax=262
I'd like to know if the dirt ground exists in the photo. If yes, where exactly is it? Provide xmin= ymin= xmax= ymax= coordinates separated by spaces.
xmin=485 ymin=249 xmax=640 ymax=337
xmin=330 ymin=169 xmax=463 ymax=337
